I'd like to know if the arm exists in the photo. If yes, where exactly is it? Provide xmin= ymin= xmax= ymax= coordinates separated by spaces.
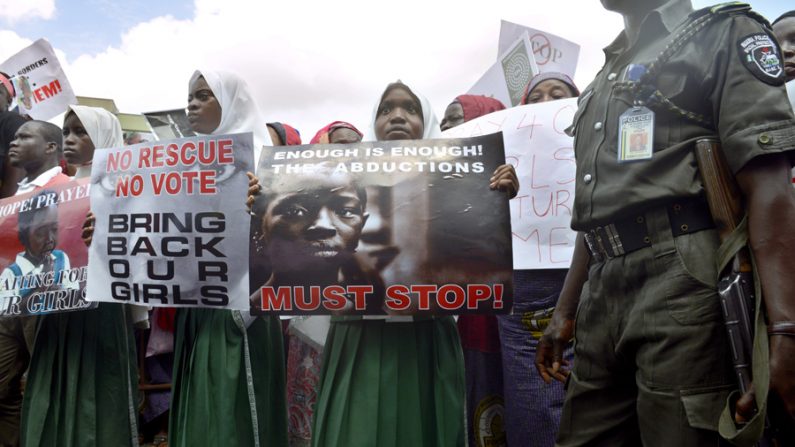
xmin=735 ymin=153 xmax=795 ymax=422
xmin=535 ymin=232 xmax=590 ymax=383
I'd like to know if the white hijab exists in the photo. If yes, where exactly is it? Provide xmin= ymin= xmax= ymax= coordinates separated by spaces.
xmin=66 ymin=105 xmax=123 ymax=179
xmin=189 ymin=69 xmax=272 ymax=167
xmin=363 ymin=81 xmax=442 ymax=141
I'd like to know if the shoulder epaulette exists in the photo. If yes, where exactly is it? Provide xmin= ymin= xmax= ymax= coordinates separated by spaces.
xmin=709 ymin=2 xmax=751 ymax=14
xmin=693 ymin=2 xmax=771 ymax=29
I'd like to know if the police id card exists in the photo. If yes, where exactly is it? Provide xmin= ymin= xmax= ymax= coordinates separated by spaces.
xmin=617 ymin=107 xmax=654 ymax=162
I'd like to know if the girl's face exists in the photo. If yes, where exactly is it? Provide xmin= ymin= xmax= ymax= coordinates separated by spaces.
xmin=62 ymin=112 xmax=95 ymax=166
xmin=374 ymin=87 xmax=424 ymax=141
xmin=187 ymin=76 xmax=222 ymax=134
xmin=261 ymin=171 xmax=368 ymax=272
xmin=440 ymin=101 xmax=464 ymax=132
xmin=773 ymin=17 xmax=795 ymax=81
xmin=329 ymin=127 xmax=362 ymax=144
xmin=524 ymin=79 xmax=575 ymax=104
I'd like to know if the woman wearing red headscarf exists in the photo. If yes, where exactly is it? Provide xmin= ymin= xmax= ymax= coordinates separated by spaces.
xmin=310 ymin=121 xmax=363 ymax=145
xmin=440 ymin=94 xmax=506 ymax=132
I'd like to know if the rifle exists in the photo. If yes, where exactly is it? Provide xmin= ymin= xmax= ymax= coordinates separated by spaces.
xmin=694 ymin=137 xmax=775 ymax=447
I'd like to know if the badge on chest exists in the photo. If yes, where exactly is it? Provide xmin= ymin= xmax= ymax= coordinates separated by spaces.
xmin=618 ymin=106 xmax=654 ymax=162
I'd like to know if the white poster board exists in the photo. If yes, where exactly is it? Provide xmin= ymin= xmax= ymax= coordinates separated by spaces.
xmin=0 ymin=39 xmax=77 ymax=120
xmin=468 ymin=32 xmax=539 ymax=107
xmin=498 ymin=20 xmax=580 ymax=78
xmin=443 ymin=98 xmax=578 ymax=269
xmin=86 ymin=133 xmax=254 ymax=309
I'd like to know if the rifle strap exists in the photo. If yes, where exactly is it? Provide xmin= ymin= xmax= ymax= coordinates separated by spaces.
xmin=614 ymin=2 xmax=772 ymax=129
xmin=717 ymin=215 xmax=770 ymax=446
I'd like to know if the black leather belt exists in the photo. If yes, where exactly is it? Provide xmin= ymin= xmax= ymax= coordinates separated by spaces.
xmin=583 ymin=200 xmax=715 ymax=262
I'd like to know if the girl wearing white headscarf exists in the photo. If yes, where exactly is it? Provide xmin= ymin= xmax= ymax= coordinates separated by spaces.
xmin=63 ymin=105 xmax=124 ymax=179
xmin=361 ymin=81 xmax=442 ymax=141
xmin=312 ymin=81 xmax=466 ymax=447
xmin=187 ymin=69 xmax=273 ymax=165
xmin=20 ymin=106 xmax=140 ymax=447
xmin=168 ymin=69 xmax=287 ymax=447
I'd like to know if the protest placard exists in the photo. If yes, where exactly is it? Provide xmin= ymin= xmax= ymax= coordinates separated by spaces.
xmin=443 ymin=98 xmax=578 ymax=270
xmin=468 ymin=32 xmax=539 ymax=107
xmin=250 ymin=133 xmax=513 ymax=315
xmin=0 ymin=179 xmax=96 ymax=316
xmin=497 ymin=20 xmax=581 ymax=78
xmin=86 ymin=133 xmax=254 ymax=309
xmin=0 ymin=39 xmax=77 ymax=120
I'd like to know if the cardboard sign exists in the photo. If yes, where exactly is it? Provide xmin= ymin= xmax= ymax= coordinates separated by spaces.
xmin=468 ymin=32 xmax=539 ymax=107
xmin=498 ymin=20 xmax=580 ymax=78
xmin=0 ymin=39 xmax=77 ymax=120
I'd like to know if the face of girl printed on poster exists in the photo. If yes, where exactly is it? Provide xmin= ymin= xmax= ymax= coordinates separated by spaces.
xmin=251 ymin=163 xmax=387 ymax=312
xmin=259 ymin=167 xmax=369 ymax=278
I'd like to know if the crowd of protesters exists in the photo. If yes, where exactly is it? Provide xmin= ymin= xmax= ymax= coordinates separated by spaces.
xmin=0 ymin=2 xmax=794 ymax=447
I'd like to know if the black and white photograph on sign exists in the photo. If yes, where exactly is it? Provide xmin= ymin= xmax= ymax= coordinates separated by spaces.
xmin=250 ymin=132 xmax=514 ymax=315
xmin=144 ymin=109 xmax=196 ymax=141
xmin=86 ymin=132 xmax=254 ymax=309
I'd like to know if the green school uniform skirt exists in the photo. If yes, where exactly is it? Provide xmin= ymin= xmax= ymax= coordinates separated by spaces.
xmin=21 ymin=304 xmax=139 ymax=447
xmin=169 ymin=309 xmax=287 ymax=447
xmin=312 ymin=316 xmax=466 ymax=447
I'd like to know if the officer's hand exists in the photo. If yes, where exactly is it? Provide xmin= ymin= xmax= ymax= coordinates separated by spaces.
xmin=768 ymin=335 xmax=795 ymax=423
xmin=535 ymin=311 xmax=573 ymax=384
xmin=246 ymin=172 xmax=261 ymax=212
xmin=81 ymin=212 xmax=95 ymax=247
xmin=490 ymin=164 xmax=519 ymax=199
xmin=733 ymin=387 xmax=755 ymax=424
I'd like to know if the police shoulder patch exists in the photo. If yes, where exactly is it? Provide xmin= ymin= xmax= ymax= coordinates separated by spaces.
xmin=737 ymin=33 xmax=785 ymax=85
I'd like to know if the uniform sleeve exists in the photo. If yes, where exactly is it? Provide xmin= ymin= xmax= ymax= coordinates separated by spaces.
xmin=706 ymin=15 xmax=795 ymax=174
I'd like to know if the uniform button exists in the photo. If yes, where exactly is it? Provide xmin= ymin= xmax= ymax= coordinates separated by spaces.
xmin=758 ymin=134 xmax=772 ymax=145
xmin=583 ymin=174 xmax=593 ymax=184
xmin=594 ymin=122 xmax=603 ymax=131
xmin=607 ymin=73 xmax=617 ymax=81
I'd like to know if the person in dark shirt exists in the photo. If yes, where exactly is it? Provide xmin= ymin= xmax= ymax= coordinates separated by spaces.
xmin=537 ymin=1 xmax=795 ymax=445
xmin=0 ymin=71 xmax=28 ymax=199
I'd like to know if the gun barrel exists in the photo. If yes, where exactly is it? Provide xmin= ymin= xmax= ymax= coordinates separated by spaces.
xmin=718 ymin=272 xmax=755 ymax=394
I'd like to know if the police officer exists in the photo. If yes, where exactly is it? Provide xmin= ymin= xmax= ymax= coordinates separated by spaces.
xmin=535 ymin=0 xmax=795 ymax=445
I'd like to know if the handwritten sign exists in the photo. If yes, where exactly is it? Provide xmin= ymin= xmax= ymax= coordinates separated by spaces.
xmin=443 ymin=98 xmax=578 ymax=269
